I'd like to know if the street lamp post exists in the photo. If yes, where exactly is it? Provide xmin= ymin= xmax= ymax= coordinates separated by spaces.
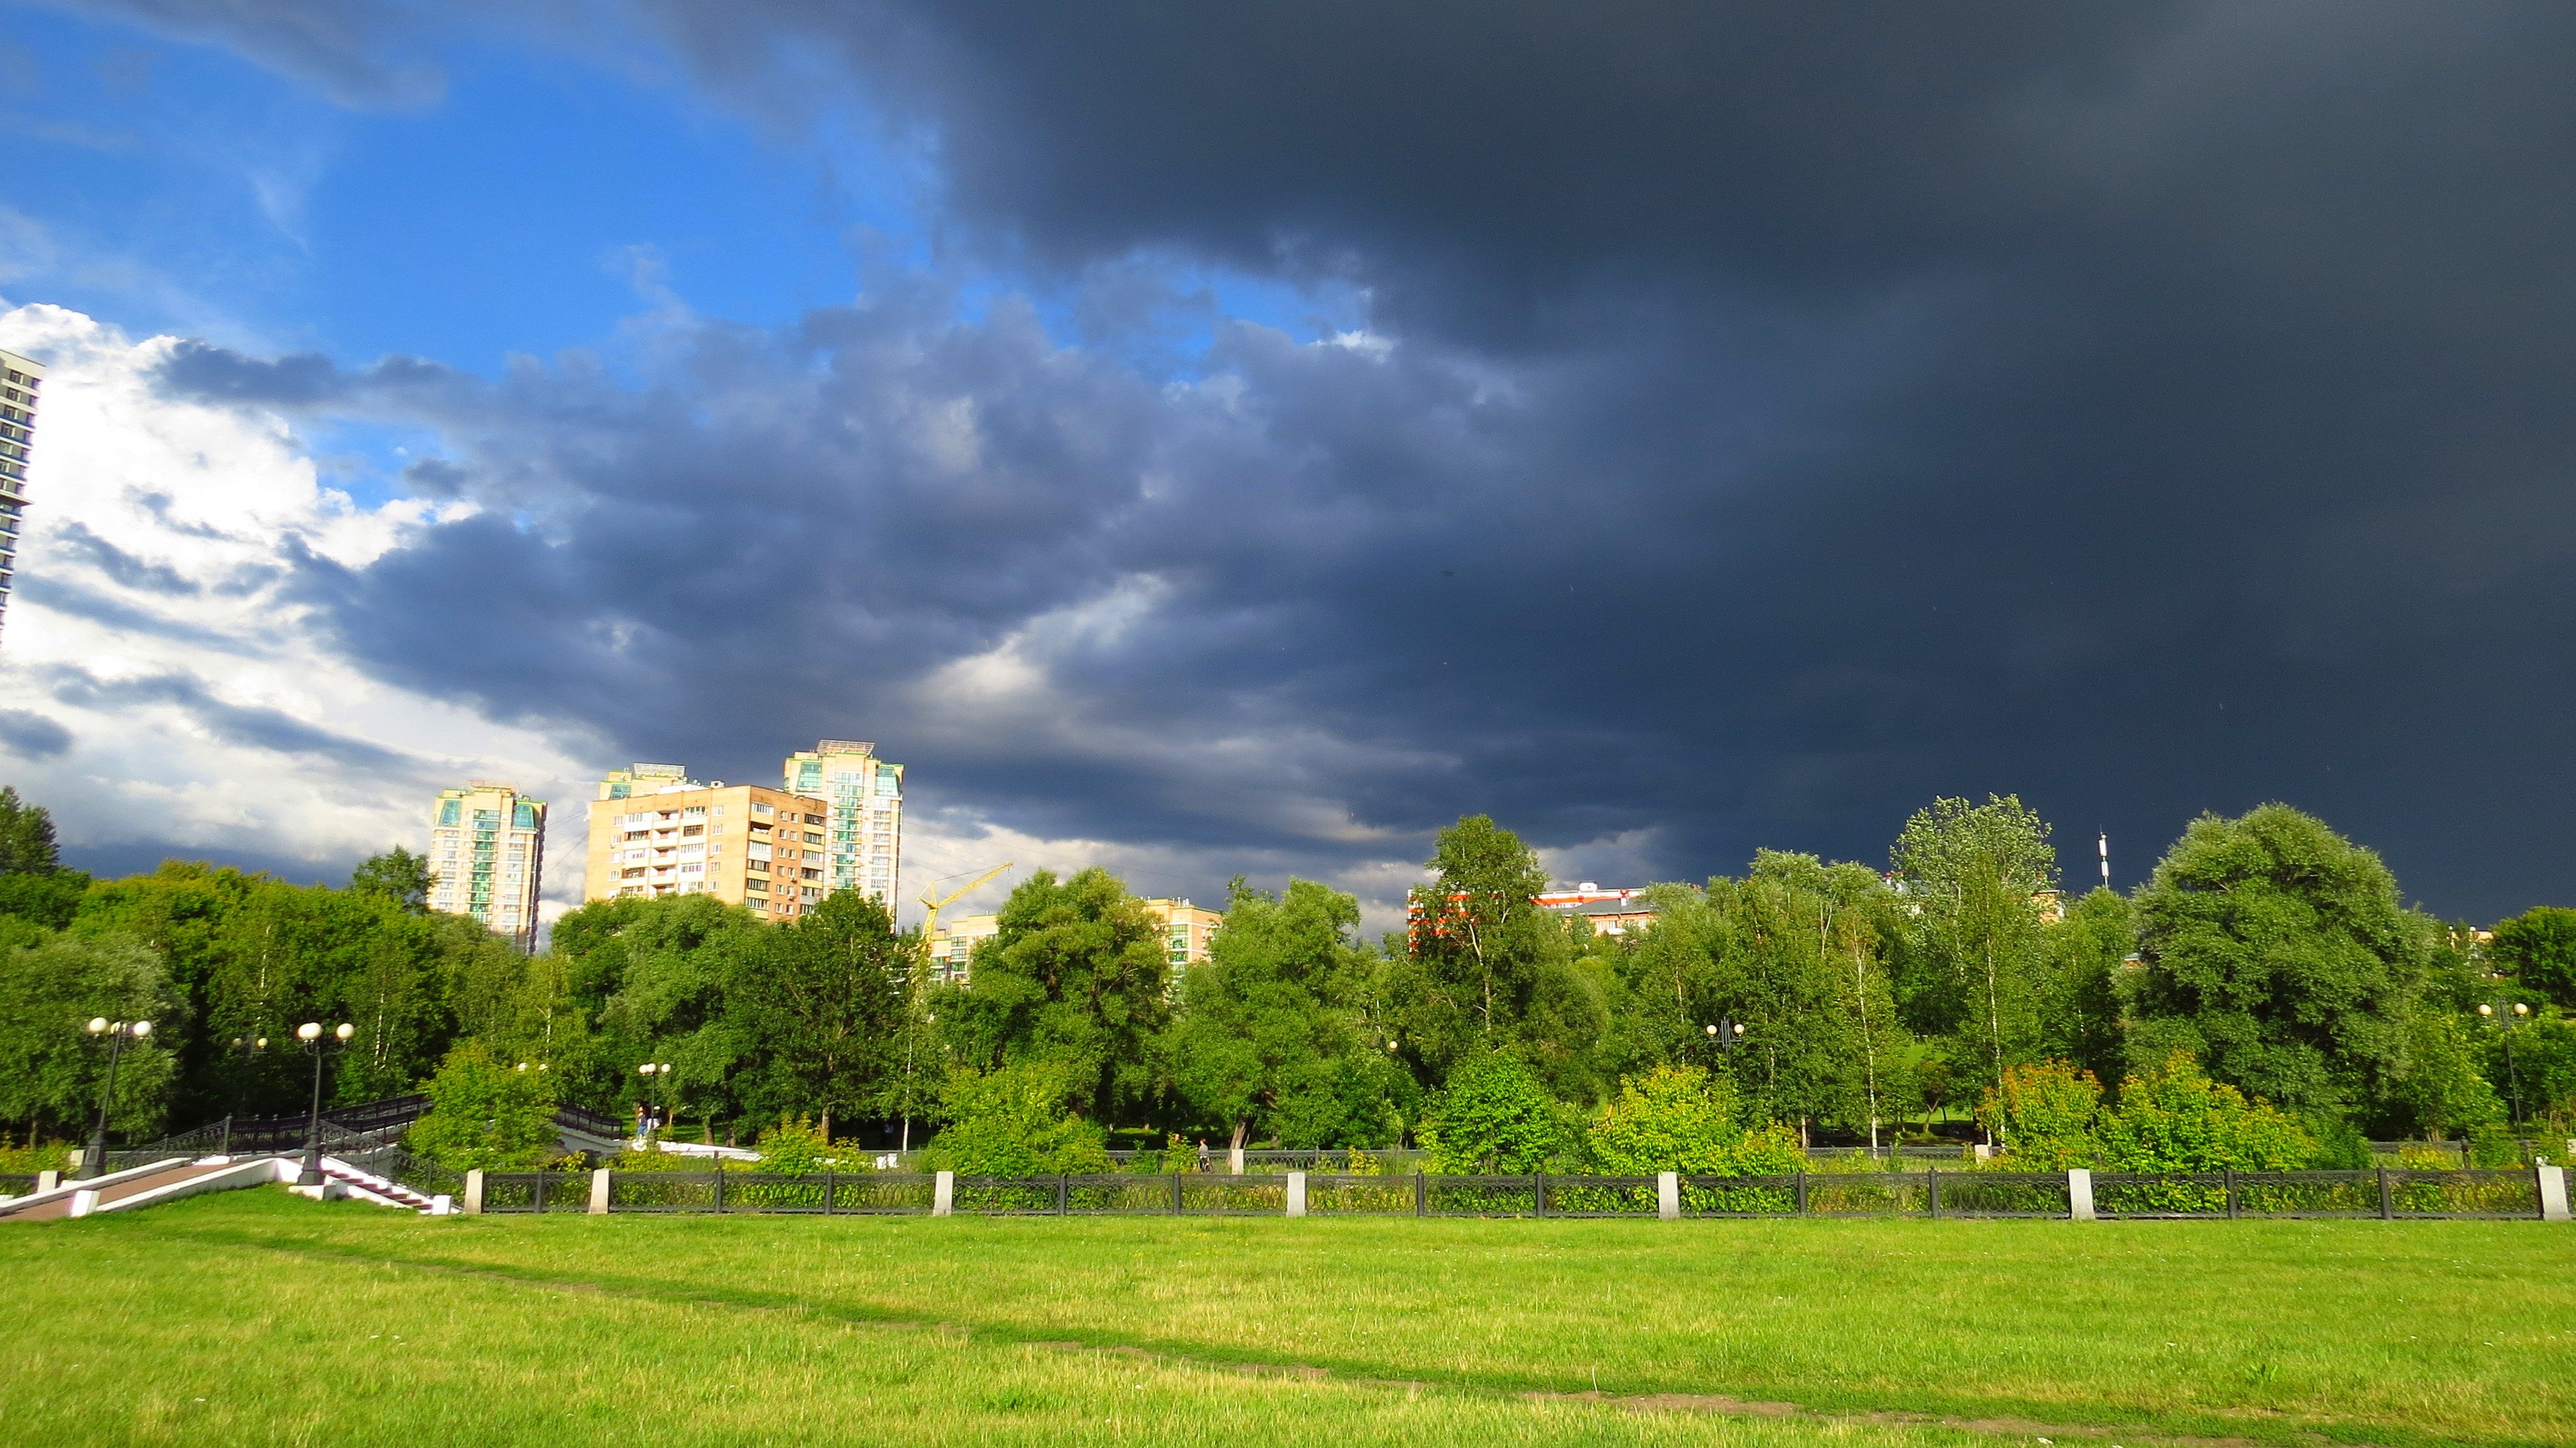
xmin=1705 ymin=1018 xmax=1746 ymax=1065
xmin=900 ymin=1015 xmax=933 ymax=1154
xmin=295 ymin=1021 xmax=356 ymax=1187
xmin=222 ymin=1035 xmax=268 ymax=1156
xmin=2476 ymin=1002 xmax=2531 ymax=1127
xmin=637 ymin=1062 xmax=672 ymax=1139
xmin=80 ymin=1016 xmax=153 ymax=1179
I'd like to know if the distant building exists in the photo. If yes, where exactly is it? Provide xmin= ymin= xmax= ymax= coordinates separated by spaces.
xmin=583 ymin=764 xmax=828 ymax=921
xmin=925 ymin=910 xmax=1001 ymax=984
xmin=429 ymin=783 xmax=547 ymax=950
xmin=927 ymin=894 xmax=1222 ymax=987
xmin=781 ymin=740 xmax=904 ymax=905
xmin=1535 ymin=883 xmax=1660 ymax=937
xmin=0 ymin=347 xmax=45 ymax=646
xmin=1141 ymin=897 xmax=1223 ymax=975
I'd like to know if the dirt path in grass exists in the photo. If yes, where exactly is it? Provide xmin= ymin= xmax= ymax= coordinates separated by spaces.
xmin=195 ymin=1228 xmax=2378 ymax=1448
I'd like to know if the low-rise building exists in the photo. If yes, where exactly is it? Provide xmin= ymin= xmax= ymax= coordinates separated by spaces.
xmin=1141 ymin=897 xmax=1223 ymax=974
xmin=927 ymin=895 xmax=1223 ymax=986
xmin=1535 ymin=883 xmax=1660 ymax=937
xmin=925 ymin=910 xmax=1001 ymax=984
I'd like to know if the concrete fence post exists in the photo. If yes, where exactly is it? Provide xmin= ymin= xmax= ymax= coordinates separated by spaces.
xmin=2068 ymin=1168 xmax=2096 ymax=1222
xmin=462 ymin=1169 xmax=485 ymax=1215
xmin=933 ymin=1169 xmax=955 ymax=1217
xmin=68 ymin=1188 xmax=99 ymax=1219
xmin=1287 ymin=1171 xmax=1307 ymax=1218
xmin=35 ymin=1170 xmax=59 ymax=1194
xmin=1229 ymin=1146 xmax=1245 ymax=1176
xmin=589 ymin=1168 xmax=612 ymax=1215
xmin=1657 ymin=1171 xmax=1680 ymax=1221
xmin=2538 ymin=1164 xmax=2570 ymax=1223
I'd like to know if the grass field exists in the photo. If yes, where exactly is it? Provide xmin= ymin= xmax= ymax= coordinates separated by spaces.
xmin=5 ymin=1193 xmax=2571 ymax=1447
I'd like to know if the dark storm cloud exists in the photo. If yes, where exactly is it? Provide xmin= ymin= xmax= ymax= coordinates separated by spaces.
xmin=48 ymin=519 xmax=198 ymax=593
xmin=0 ymin=709 xmax=74 ymax=759
xmin=35 ymin=663 xmax=420 ymax=772
xmin=115 ymin=2 xmax=2576 ymax=917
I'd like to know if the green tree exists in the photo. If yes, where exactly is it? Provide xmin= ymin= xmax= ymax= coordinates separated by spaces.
xmin=1978 ymin=1060 xmax=2102 ymax=1168
xmin=2094 ymin=1052 xmax=2315 ymax=1172
xmin=0 ymin=785 xmax=61 ymax=875
xmin=2041 ymin=888 xmax=2133 ymax=1081
xmin=2128 ymin=805 xmax=2425 ymax=1121
xmin=75 ymin=861 xmax=510 ymax=1121
xmin=349 ymin=847 xmax=433 ymax=913
xmin=1418 ymin=1053 xmax=1564 ymax=1172
xmin=1384 ymin=816 xmax=1559 ymax=1081
xmin=1890 ymin=795 xmax=2060 ymax=1100
xmin=1171 ymin=877 xmax=1406 ymax=1149
xmin=1653 ymin=853 xmax=1908 ymax=1144
xmin=2490 ymin=906 xmax=2576 ymax=1009
xmin=1598 ymin=882 xmax=1729 ymax=1074
xmin=0 ymin=787 xmax=88 ymax=931
xmin=576 ymin=893 xmax=761 ymax=1131
xmin=2386 ymin=1012 xmax=2506 ymax=1139
xmin=726 ymin=890 xmax=909 ymax=1138
xmin=0 ymin=931 xmax=180 ymax=1144
xmin=920 ymin=1062 xmax=1112 ymax=1176
xmin=1584 ymin=1063 xmax=1801 ymax=1176
xmin=2504 ymin=1015 xmax=2576 ymax=1132
xmin=405 ymin=1040 xmax=558 ymax=1170
xmin=940 ymin=868 xmax=1170 ymax=1125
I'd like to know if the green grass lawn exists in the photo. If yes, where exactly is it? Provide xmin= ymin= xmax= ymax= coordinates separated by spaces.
xmin=5 ymin=1192 xmax=2571 ymax=1447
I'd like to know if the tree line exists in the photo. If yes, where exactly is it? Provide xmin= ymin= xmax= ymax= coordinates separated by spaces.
xmin=4 ymin=783 xmax=2573 ymax=1167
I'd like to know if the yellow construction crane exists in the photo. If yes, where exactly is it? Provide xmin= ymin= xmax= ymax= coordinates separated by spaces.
xmin=919 ymin=862 xmax=1013 ymax=942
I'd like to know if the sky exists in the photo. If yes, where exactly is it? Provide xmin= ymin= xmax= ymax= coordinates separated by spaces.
xmin=3 ymin=1 xmax=2573 ymax=931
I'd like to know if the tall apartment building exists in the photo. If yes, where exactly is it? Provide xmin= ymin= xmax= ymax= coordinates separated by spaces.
xmin=781 ymin=740 xmax=904 ymax=904
xmin=927 ymin=896 xmax=1220 ymax=987
xmin=428 ymin=783 xmax=547 ymax=951
xmin=584 ymin=764 xmax=831 ymax=920
xmin=0 ymin=348 xmax=46 ymax=645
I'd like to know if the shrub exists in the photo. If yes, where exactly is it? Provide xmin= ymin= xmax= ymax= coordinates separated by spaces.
xmin=750 ymin=1116 xmax=838 ymax=1174
xmin=2096 ymin=1052 xmax=2314 ymax=1172
xmin=1418 ymin=1053 xmax=1564 ymax=1173
xmin=920 ymin=1063 xmax=1112 ymax=1176
xmin=404 ymin=1041 xmax=558 ymax=1172
xmin=1585 ymin=1064 xmax=1801 ymax=1176
xmin=2305 ymin=1112 xmax=2373 ymax=1169
xmin=1978 ymin=1060 xmax=2102 ymax=1168
xmin=0 ymin=1141 xmax=76 ymax=1174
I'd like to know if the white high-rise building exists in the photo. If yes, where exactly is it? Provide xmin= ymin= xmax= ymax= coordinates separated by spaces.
xmin=0 ymin=348 xmax=46 ymax=646
xmin=781 ymin=740 xmax=904 ymax=906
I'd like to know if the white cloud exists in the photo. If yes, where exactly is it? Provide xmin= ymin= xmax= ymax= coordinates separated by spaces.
xmin=0 ymin=301 xmax=606 ymax=883
xmin=0 ymin=302 xmax=1444 ymax=932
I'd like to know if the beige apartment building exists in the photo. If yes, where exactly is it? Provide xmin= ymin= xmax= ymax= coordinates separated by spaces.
xmin=780 ymin=740 xmax=904 ymax=904
xmin=583 ymin=764 xmax=832 ymax=921
xmin=0 ymin=347 xmax=46 ymax=645
xmin=927 ymin=895 xmax=1222 ymax=986
xmin=428 ymin=783 xmax=547 ymax=951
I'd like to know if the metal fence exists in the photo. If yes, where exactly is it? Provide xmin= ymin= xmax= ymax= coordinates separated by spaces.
xmin=424 ymin=1165 xmax=2570 ymax=1221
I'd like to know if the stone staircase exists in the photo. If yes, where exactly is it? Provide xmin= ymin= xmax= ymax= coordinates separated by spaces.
xmin=0 ymin=1153 xmax=453 ymax=1220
